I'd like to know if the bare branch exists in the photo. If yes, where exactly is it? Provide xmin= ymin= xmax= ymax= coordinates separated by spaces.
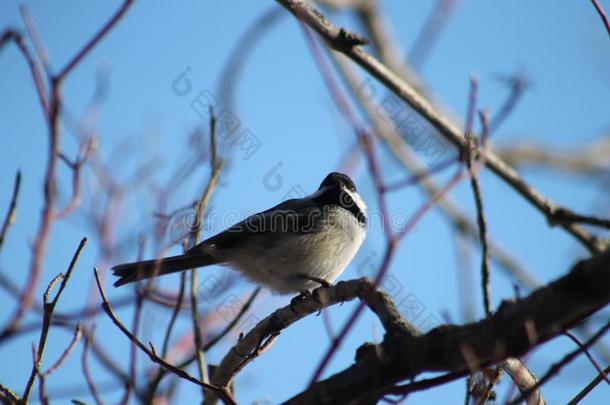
xmin=462 ymin=78 xmax=492 ymax=318
xmin=276 ymin=0 xmax=607 ymax=254
xmin=285 ymin=251 xmax=610 ymax=404
xmin=501 ymin=358 xmax=545 ymax=405
xmin=42 ymin=324 xmax=82 ymax=376
xmin=92 ymin=268 xmax=237 ymax=405
xmin=568 ymin=365 xmax=610 ymax=404
xmin=0 ymin=171 xmax=21 ymax=251
xmin=206 ymin=278 xmax=417 ymax=404
xmin=0 ymin=383 xmax=20 ymax=404
xmin=81 ymin=326 xmax=103 ymax=405
xmin=590 ymin=0 xmax=610 ymax=39
xmin=56 ymin=0 xmax=134 ymax=81
xmin=0 ymin=29 xmax=49 ymax=117
xmin=0 ymin=0 xmax=134 ymax=342
xmin=509 ymin=318 xmax=610 ymax=404
xmin=22 ymin=237 xmax=87 ymax=402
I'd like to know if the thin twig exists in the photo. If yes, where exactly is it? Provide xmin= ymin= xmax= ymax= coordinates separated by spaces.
xmin=0 ymin=383 xmax=20 ymax=404
xmin=549 ymin=208 xmax=610 ymax=230
xmin=0 ymin=0 xmax=134 ymax=342
xmin=55 ymin=137 xmax=96 ymax=219
xmin=564 ymin=331 xmax=610 ymax=385
xmin=0 ymin=171 xmax=21 ymax=251
xmin=509 ymin=318 xmax=610 ymax=404
xmin=190 ymin=268 xmax=209 ymax=392
xmin=408 ymin=0 xmax=458 ymax=70
xmin=56 ymin=0 xmax=134 ymax=80
xmin=461 ymin=78 xmax=492 ymax=317
xmin=276 ymin=0 xmax=606 ymax=254
xmin=331 ymin=51 xmax=540 ymax=291
xmin=477 ymin=367 xmax=503 ymax=404
xmin=567 ymin=365 xmax=610 ymax=404
xmin=19 ymin=6 xmax=50 ymax=74
xmin=590 ymin=0 xmax=610 ymax=39
xmin=0 ymin=30 xmax=49 ymax=117
xmin=299 ymin=19 xmax=468 ymax=386
xmin=81 ymin=326 xmax=103 ymax=405
xmin=92 ymin=268 xmax=236 ymax=405
xmin=22 ymin=238 xmax=87 ymax=402
xmin=162 ymin=272 xmax=186 ymax=358
xmin=145 ymin=272 xmax=186 ymax=402
xmin=190 ymin=108 xmax=222 ymax=396
xmin=42 ymin=324 xmax=82 ymax=376
xmin=489 ymin=70 xmax=530 ymax=134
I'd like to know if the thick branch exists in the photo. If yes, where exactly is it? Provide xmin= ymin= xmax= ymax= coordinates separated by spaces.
xmin=285 ymin=250 xmax=610 ymax=404
xmin=205 ymin=279 xmax=417 ymax=404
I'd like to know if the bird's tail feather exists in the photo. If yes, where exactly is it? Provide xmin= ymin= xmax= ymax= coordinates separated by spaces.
xmin=112 ymin=254 xmax=217 ymax=287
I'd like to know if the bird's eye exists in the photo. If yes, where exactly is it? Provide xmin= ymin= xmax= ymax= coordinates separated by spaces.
xmin=339 ymin=191 xmax=355 ymax=207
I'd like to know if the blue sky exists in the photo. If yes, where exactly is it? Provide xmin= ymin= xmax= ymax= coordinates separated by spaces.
xmin=1 ymin=1 xmax=609 ymax=404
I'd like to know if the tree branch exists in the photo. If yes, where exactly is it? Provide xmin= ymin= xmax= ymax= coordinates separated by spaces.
xmin=92 ymin=268 xmax=237 ymax=405
xmin=284 ymin=250 xmax=610 ymax=404
xmin=205 ymin=278 xmax=418 ymax=404
xmin=276 ymin=0 xmax=607 ymax=254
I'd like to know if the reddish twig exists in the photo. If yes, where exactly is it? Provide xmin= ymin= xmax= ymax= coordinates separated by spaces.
xmin=55 ymin=137 xmax=96 ymax=219
xmin=123 ymin=236 xmax=147 ymax=405
xmin=42 ymin=324 xmax=82 ymax=377
xmin=564 ymin=330 xmax=610 ymax=385
xmin=0 ymin=29 xmax=49 ymax=117
xmin=590 ymin=0 xmax=610 ymax=39
xmin=489 ymin=70 xmax=530 ymax=134
xmin=56 ymin=0 xmax=134 ymax=80
xmin=509 ymin=318 xmax=610 ymax=404
xmin=149 ymin=287 xmax=261 ymax=398
xmin=277 ymin=0 xmax=606 ymax=254
xmin=0 ymin=0 xmax=134 ymax=342
xmin=382 ymin=155 xmax=458 ymax=192
xmin=82 ymin=326 xmax=103 ymax=405
xmin=299 ymin=18 xmax=471 ymax=386
xmin=408 ymin=0 xmax=458 ymax=70
xmin=161 ymin=272 xmax=187 ymax=358
xmin=19 ymin=6 xmax=50 ymax=74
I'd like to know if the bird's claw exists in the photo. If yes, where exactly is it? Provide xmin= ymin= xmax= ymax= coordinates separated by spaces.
xmin=290 ymin=290 xmax=311 ymax=314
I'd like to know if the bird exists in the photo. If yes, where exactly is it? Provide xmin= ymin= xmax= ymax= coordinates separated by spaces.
xmin=112 ymin=172 xmax=367 ymax=295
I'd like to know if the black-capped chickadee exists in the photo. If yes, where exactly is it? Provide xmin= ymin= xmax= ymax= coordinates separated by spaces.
xmin=112 ymin=172 xmax=367 ymax=294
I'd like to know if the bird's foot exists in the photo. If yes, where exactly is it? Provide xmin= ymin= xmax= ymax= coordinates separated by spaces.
xmin=290 ymin=276 xmax=333 ymax=315
xmin=295 ymin=274 xmax=332 ymax=289
xmin=290 ymin=290 xmax=311 ymax=314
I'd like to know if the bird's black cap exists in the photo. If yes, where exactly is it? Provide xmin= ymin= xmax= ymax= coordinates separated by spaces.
xmin=319 ymin=172 xmax=357 ymax=192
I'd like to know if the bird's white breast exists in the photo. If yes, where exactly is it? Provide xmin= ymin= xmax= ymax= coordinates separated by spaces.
xmin=232 ymin=206 xmax=366 ymax=294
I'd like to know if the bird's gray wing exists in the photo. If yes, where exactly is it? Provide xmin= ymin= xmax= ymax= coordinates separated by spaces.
xmin=187 ymin=198 xmax=323 ymax=253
